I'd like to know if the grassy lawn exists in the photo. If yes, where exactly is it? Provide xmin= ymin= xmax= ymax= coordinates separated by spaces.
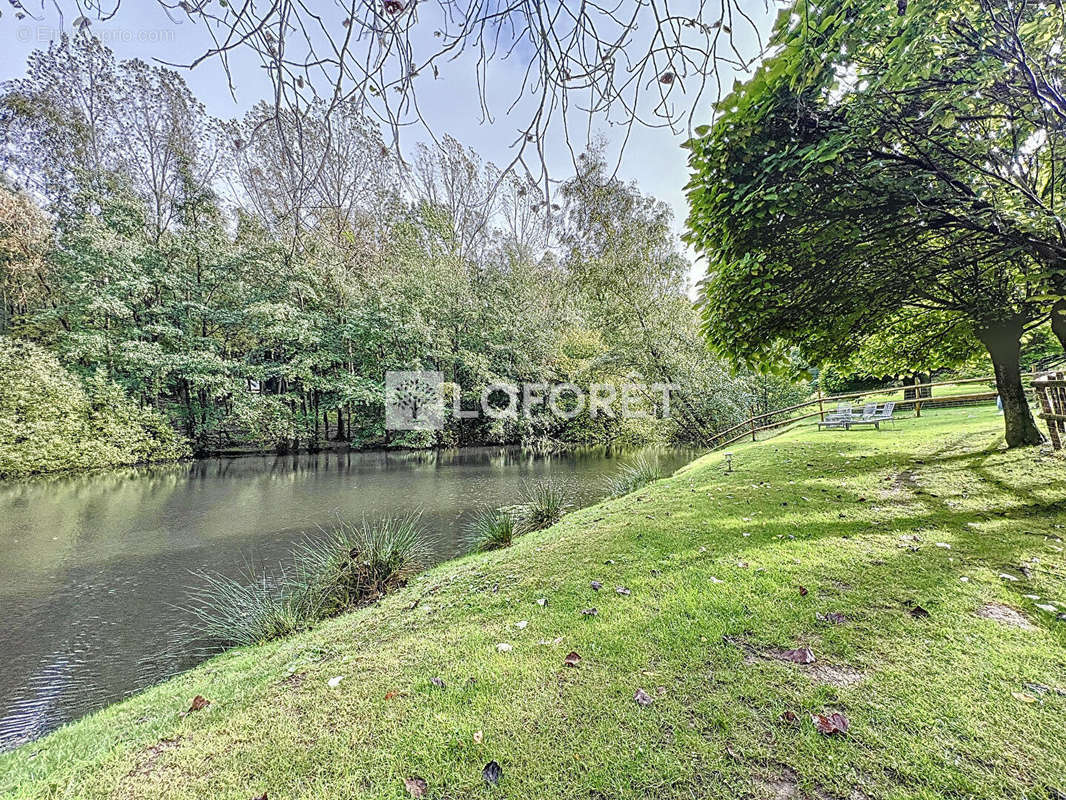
xmin=2 ymin=406 xmax=1065 ymax=799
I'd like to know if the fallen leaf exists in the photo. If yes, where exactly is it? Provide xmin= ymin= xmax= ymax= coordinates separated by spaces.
xmin=909 ymin=605 xmax=931 ymax=618
xmin=615 ymin=586 xmax=631 ymax=596
xmin=1011 ymin=691 xmax=1038 ymax=703
xmin=385 ymin=690 xmax=398 ymax=700
xmin=564 ymin=651 xmax=581 ymax=667
xmin=473 ymin=730 xmax=483 ymax=744
xmin=781 ymin=710 xmax=798 ymax=723
xmin=781 ymin=647 xmax=815 ymax=664
xmin=188 ymin=695 xmax=210 ymax=712
xmin=811 ymin=711 xmax=849 ymax=735
xmin=404 ymin=776 xmax=427 ymax=797
xmin=327 ymin=676 xmax=344 ymax=688
xmin=515 ymin=620 xmax=528 ymax=629
xmin=482 ymin=760 xmax=503 ymax=785
xmin=634 ymin=688 xmax=653 ymax=706
xmin=496 ymin=643 xmax=513 ymax=652
xmin=709 ymin=576 xmax=724 ymax=584
xmin=430 ymin=677 xmax=445 ymax=688
xmin=590 ymin=581 xmax=602 ymax=591
xmin=582 ymin=608 xmax=598 ymax=616
xmin=798 ymin=586 xmax=809 ymax=597
xmin=818 ymin=611 xmax=847 ymax=624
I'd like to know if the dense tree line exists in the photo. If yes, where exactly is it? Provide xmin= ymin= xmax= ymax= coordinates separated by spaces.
xmin=0 ymin=34 xmax=801 ymax=462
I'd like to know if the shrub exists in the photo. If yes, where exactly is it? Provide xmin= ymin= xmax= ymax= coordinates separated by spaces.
xmin=605 ymin=455 xmax=664 ymax=497
xmin=0 ymin=336 xmax=189 ymax=478
xmin=466 ymin=507 xmax=518 ymax=552
xmin=519 ymin=477 xmax=571 ymax=531
xmin=185 ymin=515 xmax=428 ymax=648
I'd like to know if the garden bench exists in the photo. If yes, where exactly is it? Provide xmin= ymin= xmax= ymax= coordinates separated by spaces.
xmin=817 ymin=404 xmax=853 ymax=430
xmin=849 ymin=401 xmax=896 ymax=430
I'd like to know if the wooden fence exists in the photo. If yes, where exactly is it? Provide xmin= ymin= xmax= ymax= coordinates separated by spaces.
xmin=1034 ymin=372 xmax=1066 ymax=451
xmin=707 ymin=376 xmax=1003 ymax=451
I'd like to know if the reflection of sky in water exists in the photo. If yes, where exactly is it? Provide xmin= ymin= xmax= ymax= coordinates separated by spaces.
xmin=0 ymin=445 xmax=696 ymax=750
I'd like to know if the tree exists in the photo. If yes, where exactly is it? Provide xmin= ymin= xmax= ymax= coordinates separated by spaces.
xmin=685 ymin=0 xmax=1063 ymax=447
xmin=559 ymin=150 xmax=755 ymax=444
xmin=15 ymin=3 xmax=768 ymax=187
xmin=841 ymin=310 xmax=985 ymax=385
xmin=0 ymin=186 xmax=53 ymax=333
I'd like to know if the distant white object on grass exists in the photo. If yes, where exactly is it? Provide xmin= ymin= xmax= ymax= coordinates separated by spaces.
xmin=496 ymin=643 xmax=513 ymax=652
xmin=328 ymin=676 xmax=344 ymax=688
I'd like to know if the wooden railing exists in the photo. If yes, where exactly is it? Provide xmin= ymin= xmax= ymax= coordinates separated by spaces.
xmin=1034 ymin=372 xmax=1066 ymax=451
xmin=707 ymin=376 xmax=1002 ymax=451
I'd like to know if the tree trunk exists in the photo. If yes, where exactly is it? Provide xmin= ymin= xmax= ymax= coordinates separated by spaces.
xmin=1052 ymin=298 xmax=1066 ymax=354
xmin=977 ymin=321 xmax=1044 ymax=448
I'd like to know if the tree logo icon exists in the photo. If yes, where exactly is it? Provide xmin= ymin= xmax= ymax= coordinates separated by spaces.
xmin=385 ymin=371 xmax=444 ymax=430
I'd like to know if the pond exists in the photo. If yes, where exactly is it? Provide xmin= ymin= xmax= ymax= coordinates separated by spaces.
xmin=0 ymin=445 xmax=697 ymax=750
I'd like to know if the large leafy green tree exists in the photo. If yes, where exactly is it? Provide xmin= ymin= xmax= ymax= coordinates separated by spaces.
xmin=686 ymin=0 xmax=1065 ymax=447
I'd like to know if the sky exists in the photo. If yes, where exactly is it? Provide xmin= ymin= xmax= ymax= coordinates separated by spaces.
xmin=0 ymin=3 xmax=773 ymax=292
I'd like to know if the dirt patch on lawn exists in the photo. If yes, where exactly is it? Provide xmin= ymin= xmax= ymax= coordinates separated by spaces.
xmin=758 ymin=767 xmax=801 ymax=800
xmin=975 ymin=602 xmax=1034 ymax=630
xmin=804 ymin=663 xmax=865 ymax=688
xmin=725 ymin=637 xmax=866 ymax=687
xmin=125 ymin=735 xmax=184 ymax=779
xmin=883 ymin=470 xmax=919 ymax=497
xmin=755 ymin=768 xmax=872 ymax=800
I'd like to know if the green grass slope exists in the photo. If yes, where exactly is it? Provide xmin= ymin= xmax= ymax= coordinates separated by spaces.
xmin=2 ymin=406 xmax=1065 ymax=799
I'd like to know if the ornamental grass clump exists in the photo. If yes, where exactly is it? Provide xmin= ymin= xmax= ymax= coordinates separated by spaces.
xmin=185 ymin=514 xmax=428 ymax=647
xmin=466 ymin=507 xmax=519 ymax=552
xmin=605 ymin=455 xmax=664 ymax=497
xmin=519 ymin=477 xmax=571 ymax=531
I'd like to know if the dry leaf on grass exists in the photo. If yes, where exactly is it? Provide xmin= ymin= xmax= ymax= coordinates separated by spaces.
xmin=811 ymin=712 xmax=849 ymax=735
xmin=482 ymin=760 xmax=503 ymax=785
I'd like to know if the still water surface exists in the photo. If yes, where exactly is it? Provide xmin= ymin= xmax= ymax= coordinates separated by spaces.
xmin=0 ymin=445 xmax=695 ymax=750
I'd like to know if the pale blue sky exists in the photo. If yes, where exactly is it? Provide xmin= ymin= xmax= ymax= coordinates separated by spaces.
xmin=0 ymin=3 xmax=772 ymax=290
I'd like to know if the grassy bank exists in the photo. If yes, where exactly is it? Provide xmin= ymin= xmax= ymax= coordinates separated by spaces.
xmin=2 ymin=406 xmax=1065 ymax=799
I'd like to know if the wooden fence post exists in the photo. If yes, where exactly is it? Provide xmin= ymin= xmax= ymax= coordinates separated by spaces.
xmin=914 ymin=375 xmax=922 ymax=418
xmin=1035 ymin=372 xmax=1065 ymax=451
xmin=750 ymin=406 xmax=757 ymax=442
xmin=817 ymin=388 xmax=825 ymax=422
